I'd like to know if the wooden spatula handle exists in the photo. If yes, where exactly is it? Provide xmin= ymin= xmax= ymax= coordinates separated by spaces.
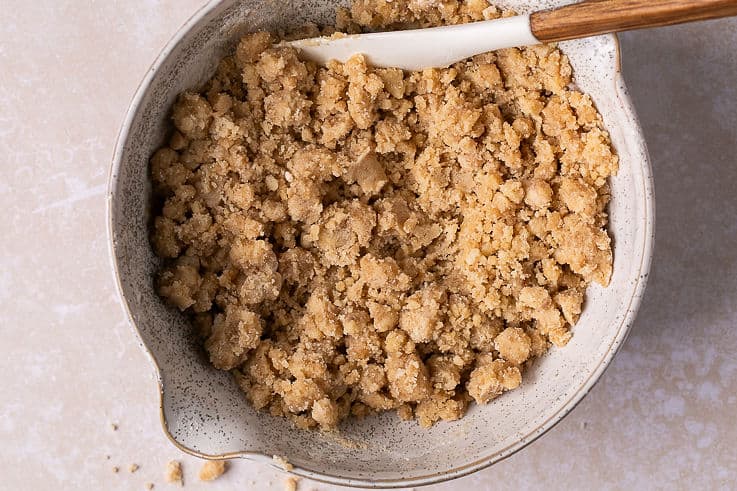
xmin=531 ymin=0 xmax=737 ymax=43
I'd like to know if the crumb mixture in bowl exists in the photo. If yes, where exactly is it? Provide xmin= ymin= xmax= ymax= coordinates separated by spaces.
xmin=149 ymin=0 xmax=618 ymax=430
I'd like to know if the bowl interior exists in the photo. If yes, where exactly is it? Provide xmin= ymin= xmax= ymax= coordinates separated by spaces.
xmin=109 ymin=0 xmax=652 ymax=486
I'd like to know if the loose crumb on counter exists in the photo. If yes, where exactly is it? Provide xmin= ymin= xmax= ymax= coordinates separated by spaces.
xmin=285 ymin=476 xmax=300 ymax=491
xmin=129 ymin=463 xmax=140 ymax=473
xmin=199 ymin=460 xmax=229 ymax=481
xmin=165 ymin=460 xmax=183 ymax=486
xmin=151 ymin=0 xmax=618 ymax=430
xmin=145 ymin=483 xmax=155 ymax=490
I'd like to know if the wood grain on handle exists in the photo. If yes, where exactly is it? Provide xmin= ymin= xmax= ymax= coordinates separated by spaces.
xmin=531 ymin=0 xmax=737 ymax=43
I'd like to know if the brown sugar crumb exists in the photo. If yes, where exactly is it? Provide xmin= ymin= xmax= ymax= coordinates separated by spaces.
xmin=129 ymin=463 xmax=140 ymax=473
xmin=165 ymin=460 xmax=183 ymax=486
xmin=199 ymin=460 xmax=228 ymax=481
xmin=150 ymin=0 xmax=617 ymax=430
xmin=273 ymin=455 xmax=294 ymax=472
xmin=284 ymin=476 xmax=300 ymax=491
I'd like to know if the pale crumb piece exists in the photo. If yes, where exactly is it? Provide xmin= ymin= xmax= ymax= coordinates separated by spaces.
xmin=112 ymin=466 xmax=119 ymax=474
xmin=110 ymin=423 xmax=118 ymax=431
xmin=273 ymin=455 xmax=294 ymax=472
xmin=151 ymin=0 xmax=617 ymax=430
xmin=494 ymin=327 xmax=531 ymax=365
xmin=467 ymin=360 xmax=522 ymax=404
xmin=129 ymin=463 xmax=140 ymax=473
xmin=145 ymin=483 xmax=155 ymax=490
xmin=165 ymin=460 xmax=183 ymax=486
xmin=199 ymin=460 xmax=229 ymax=481
xmin=284 ymin=476 xmax=300 ymax=491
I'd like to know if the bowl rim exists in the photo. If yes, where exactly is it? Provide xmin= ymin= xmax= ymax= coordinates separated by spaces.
xmin=106 ymin=0 xmax=655 ymax=487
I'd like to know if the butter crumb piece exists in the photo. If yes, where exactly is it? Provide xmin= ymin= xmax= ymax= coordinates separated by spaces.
xmin=165 ymin=460 xmax=183 ymax=486
xmin=273 ymin=455 xmax=294 ymax=472
xmin=199 ymin=460 xmax=228 ymax=481
xmin=285 ymin=476 xmax=300 ymax=491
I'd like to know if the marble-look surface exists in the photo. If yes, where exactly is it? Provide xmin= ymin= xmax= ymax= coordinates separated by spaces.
xmin=1 ymin=2 xmax=736 ymax=490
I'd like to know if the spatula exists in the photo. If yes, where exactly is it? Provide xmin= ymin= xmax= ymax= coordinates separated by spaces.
xmin=286 ymin=0 xmax=737 ymax=70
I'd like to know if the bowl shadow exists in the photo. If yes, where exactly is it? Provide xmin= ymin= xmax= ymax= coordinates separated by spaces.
xmin=619 ymin=22 xmax=737 ymax=342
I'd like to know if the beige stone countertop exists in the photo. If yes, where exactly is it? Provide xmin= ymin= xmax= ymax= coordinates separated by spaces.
xmin=2 ymin=1 xmax=737 ymax=489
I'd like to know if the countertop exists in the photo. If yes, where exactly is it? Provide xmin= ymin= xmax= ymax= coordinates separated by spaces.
xmin=2 ymin=1 xmax=736 ymax=490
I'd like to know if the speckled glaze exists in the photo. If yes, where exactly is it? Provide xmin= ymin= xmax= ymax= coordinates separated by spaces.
xmin=107 ymin=0 xmax=654 ymax=487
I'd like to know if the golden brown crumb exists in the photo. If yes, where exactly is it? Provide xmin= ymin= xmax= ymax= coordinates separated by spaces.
xmin=494 ymin=327 xmax=531 ymax=365
xmin=145 ymin=483 xmax=155 ymax=490
xmin=150 ymin=0 xmax=617 ymax=430
xmin=112 ymin=466 xmax=119 ymax=474
xmin=199 ymin=460 xmax=228 ymax=481
xmin=467 ymin=359 xmax=522 ymax=404
xmin=165 ymin=460 xmax=183 ymax=486
xmin=110 ymin=423 xmax=118 ymax=431
xmin=284 ymin=476 xmax=300 ymax=491
xmin=273 ymin=455 xmax=294 ymax=472
xmin=129 ymin=463 xmax=140 ymax=473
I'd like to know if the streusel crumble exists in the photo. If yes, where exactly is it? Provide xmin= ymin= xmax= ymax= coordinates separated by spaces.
xmin=150 ymin=0 xmax=617 ymax=429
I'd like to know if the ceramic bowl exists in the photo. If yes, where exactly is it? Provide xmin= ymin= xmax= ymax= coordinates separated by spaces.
xmin=107 ymin=0 xmax=655 ymax=487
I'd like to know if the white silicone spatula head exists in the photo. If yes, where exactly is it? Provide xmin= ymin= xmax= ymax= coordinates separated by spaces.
xmin=286 ymin=15 xmax=539 ymax=70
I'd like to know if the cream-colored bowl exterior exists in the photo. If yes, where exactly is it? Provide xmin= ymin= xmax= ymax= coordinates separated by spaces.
xmin=107 ymin=0 xmax=654 ymax=487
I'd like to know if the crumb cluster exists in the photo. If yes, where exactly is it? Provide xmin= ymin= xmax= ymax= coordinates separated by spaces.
xmin=165 ymin=461 xmax=183 ymax=485
xmin=161 ymin=459 xmax=229 ymax=486
xmin=198 ymin=460 xmax=228 ymax=481
xmin=151 ymin=0 xmax=617 ymax=429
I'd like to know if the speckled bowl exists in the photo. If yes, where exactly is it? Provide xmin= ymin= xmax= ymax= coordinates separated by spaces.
xmin=107 ymin=0 xmax=654 ymax=487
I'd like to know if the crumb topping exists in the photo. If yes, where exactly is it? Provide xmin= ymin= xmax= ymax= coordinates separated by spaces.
xmin=151 ymin=0 xmax=617 ymax=429
xmin=165 ymin=461 xmax=183 ymax=486
xmin=199 ymin=460 xmax=229 ymax=481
